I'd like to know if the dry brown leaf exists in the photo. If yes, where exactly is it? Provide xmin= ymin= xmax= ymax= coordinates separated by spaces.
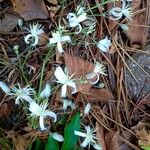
xmin=8 ymin=131 xmax=33 ymax=150
xmin=124 ymin=1 xmax=150 ymax=46
xmin=46 ymin=0 xmax=58 ymax=5
xmin=0 ymin=102 xmax=14 ymax=118
xmin=63 ymin=52 xmax=94 ymax=78
xmin=38 ymin=32 xmax=49 ymax=46
xmin=105 ymin=131 xmax=119 ymax=150
xmin=0 ymin=13 xmax=19 ymax=32
xmin=12 ymin=0 xmax=49 ymax=21
xmin=86 ymin=88 xmax=113 ymax=102
xmin=78 ymin=84 xmax=113 ymax=102
xmin=96 ymin=122 xmax=107 ymax=150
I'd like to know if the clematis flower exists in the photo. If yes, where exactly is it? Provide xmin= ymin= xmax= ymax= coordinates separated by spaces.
xmin=74 ymin=125 xmax=102 ymax=150
xmin=0 ymin=81 xmax=35 ymax=105
xmin=24 ymin=23 xmax=44 ymax=46
xmin=67 ymin=6 xmax=87 ymax=34
xmin=86 ymin=62 xmax=107 ymax=85
xmin=29 ymin=101 xmax=57 ymax=131
xmin=40 ymin=83 xmax=51 ymax=99
xmin=62 ymin=99 xmax=75 ymax=111
xmin=84 ymin=103 xmax=91 ymax=115
xmin=109 ymin=0 xmax=132 ymax=20
xmin=0 ymin=81 xmax=11 ymax=94
xmin=51 ymin=132 xmax=64 ymax=142
xmin=49 ymin=31 xmax=71 ymax=54
xmin=97 ymin=36 xmax=111 ymax=52
xmin=54 ymin=66 xmax=77 ymax=98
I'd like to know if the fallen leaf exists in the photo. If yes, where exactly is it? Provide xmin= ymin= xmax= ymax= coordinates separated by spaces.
xmin=0 ymin=102 xmax=14 ymax=118
xmin=7 ymin=131 xmax=33 ymax=150
xmin=124 ymin=0 xmax=150 ymax=46
xmin=46 ymin=0 xmax=58 ymax=5
xmin=12 ymin=0 xmax=49 ymax=21
xmin=63 ymin=52 xmax=94 ymax=78
xmin=96 ymin=122 xmax=107 ymax=150
xmin=77 ymin=84 xmax=113 ymax=102
xmin=0 ymin=13 xmax=19 ymax=32
xmin=105 ymin=131 xmax=119 ymax=150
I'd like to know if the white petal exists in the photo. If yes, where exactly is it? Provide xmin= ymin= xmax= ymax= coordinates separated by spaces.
xmin=77 ymin=13 xmax=87 ymax=22
xmin=15 ymin=97 xmax=20 ymax=105
xmin=40 ymin=83 xmax=51 ymax=98
xmin=66 ymin=81 xmax=77 ymax=94
xmin=60 ymin=36 xmax=71 ymax=43
xmin=75 ymin=24 xmax=82 ymax=34
xmin=39 ymin=116 xmax=47 ymax=131
xmin=61 ymin=84 xmax=67 ymax=98
xmin=86 ymin=72 xmax=96 ymax=80
xmin=74 ymin=130 xmax=87 ymax=138
xmin=51 ymin=132 xmax=64 ymax=142
xmin=54 ymin=67 xmax=68 ymax=83
xmin=84 ymin=103 xmax=91 ymax=115
xmin=31 ymin=35 xmax=39 ymax=46
xmin=29 ymin=101 xmax=41 ymax=116
xmin=80 ymin=138 xmax=89 ymax=148
xmin=88 ymin=74 xmax=100 ymax=85
xmin=57 ymin=41 xmax=64 ymax=54
xmin=21 ymin=95 xmax=34 ymax=103
xmin=62 ymin=99 xmax=68 ymax=110
xmin=24 ymin=34 xmax=32 ymax=44
xmin=92 ymin=144 xmax=102 ymax=150
xmin=0 ymin=81 xmax=10 ymax=94
xmin=49 ymin=37 xmax=57 ymax=44
xmin=45 ymin=111 xmax=57 ymax=122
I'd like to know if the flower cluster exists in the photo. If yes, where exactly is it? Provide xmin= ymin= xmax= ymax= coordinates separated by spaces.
xmin=109 ymin=0 xmax=132 ymax=21
xmin=0 ymin=81 xmax=56 ymax=131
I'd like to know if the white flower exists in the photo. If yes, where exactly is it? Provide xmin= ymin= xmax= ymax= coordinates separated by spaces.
xmin=24 ymin=23 xmax=44 ymax=46
xmin=49 ymin=31 xmax=71 ymax=54
xmin=86 ymin=62 xmax=107 ymax=85
xmin=40 ymin=83 xmax=51 ymax=99
xmin=67 ymin=6 xmax=87 ymax=34
xmin=8 ymin=84 xmax=35 ymax=105
xmin=0 ymin=81 xmax=11 ymax=94
xmin=109 ymin=1 xmax=132 ymax=20
xmin=97 ymin=36 xmax=111 ymax=52
xmin=74 ymin=125 xmax=102 ymax=150
xmin=29 ymin=101 xmax=57 ymax=131
xmin=54 ymin=67 xmax=77 ymax=98
xmin=51 ymin=132 xmax=64 ymax=142
xmin=62 ymin=99 xmax=75 ymax=111
xmin=119 ymin=24 xmax=129 ymax=31
xmin=84 ymin=103 xmax=91 ymax=115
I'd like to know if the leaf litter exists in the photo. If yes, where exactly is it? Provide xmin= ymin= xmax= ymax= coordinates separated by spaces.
xmin=0 ymin=0 xmax=150 ymax=149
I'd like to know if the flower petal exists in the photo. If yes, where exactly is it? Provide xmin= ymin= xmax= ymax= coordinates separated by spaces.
xmin=21 ymin=95 xmax=34 ymax=103
xmin=40 ymin=83 xmax=51 ymax=99
xmin=80 ymin=138 xmax=89 ymax=148
xmin=74 ymin=130 xmax=87 ymax=138
xmin=66 ymin=81 xmax=77 ymax=94
xmin=84 ymin=103 xmax=91 ymax=115
xmin=39 ymin=116 xmax=47 ymax=131
xmin=54 ymin=67 xmax=68 ymax=83
xmin=24 ymin=34 xmax=32 ymax=44
xmin=61 ymin=36 xmax=71 ymax=43
xmin=51 ymin=132 xmax=64 ymax=142
xmin=0 ymin=81 xmax=10 ymax=94
xmin=61 ymin=84 xmax=67 ymax=98
xmin=57 ymin=41 xmax=64 ymax=53
xmin=32 ymin=35 xmax=39 ymax=46
xmin=92 ymin=143 xmax=102 ymax=150
xmin=45 ymin=111 xmax=57 ymax=122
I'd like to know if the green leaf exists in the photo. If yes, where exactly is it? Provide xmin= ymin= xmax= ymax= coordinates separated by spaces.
xmin=61 ymin=112 xmax=80 ymax=150
xmin=28 ymin=138 xmax=45 ymax=150
xmin=45 ymin=135 xmax=59 ymax=150
xmin=141 ymin=145 xmax=150 ymax=150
